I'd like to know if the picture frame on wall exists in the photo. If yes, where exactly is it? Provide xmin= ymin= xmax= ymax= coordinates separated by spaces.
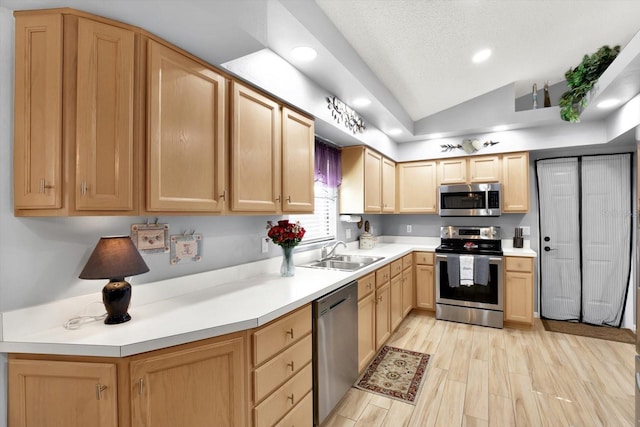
xmin=131 ymin=222 xmax=170 ymax=253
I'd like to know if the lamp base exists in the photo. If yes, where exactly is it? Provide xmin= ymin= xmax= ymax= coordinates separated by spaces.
xmin=102 ymin=279 xmax=132 ymax=325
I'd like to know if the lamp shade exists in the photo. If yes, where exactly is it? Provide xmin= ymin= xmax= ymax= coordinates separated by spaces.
xmin=79 ymin=236 xmax=149 ymax=280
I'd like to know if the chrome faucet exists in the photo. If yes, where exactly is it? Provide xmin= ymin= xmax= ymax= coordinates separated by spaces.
xmin=321 ymin=241 xmax=347 ymax=260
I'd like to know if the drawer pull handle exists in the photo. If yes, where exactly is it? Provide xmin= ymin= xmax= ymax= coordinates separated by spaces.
xmin=367 ymin=283 xmax=372 ymax=290
xmin=95 ymin=384 xmax=107 ymax=400
xmin=287 ymin=196 xmax=292 ymax=204
xmin=377 ymin=296 xmax=382 ymax=303
xmin=287 ymin=393 xmax=295 ymax=405
xmin=81 ymin=180 xmax=88 ymax=196
xmin=220 ymin=190 xmax=226 ymax=201
xmin=287 ymin=360 xmax=295 ymax=371
xmin=138 ymin=379 xmax=144 ymax=395
xmin=286 ymin=328 xmax=294 ymax=339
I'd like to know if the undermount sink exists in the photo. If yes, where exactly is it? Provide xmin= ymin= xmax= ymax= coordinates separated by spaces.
xmin=300 ymin=255 xmax=384 ymax=272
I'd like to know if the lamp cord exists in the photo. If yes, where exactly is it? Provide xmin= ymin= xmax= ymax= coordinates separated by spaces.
xmin=63 ymin=314 xmax=107 ymax=330
xmin=63 ymin=301 xmax=107 ymax=330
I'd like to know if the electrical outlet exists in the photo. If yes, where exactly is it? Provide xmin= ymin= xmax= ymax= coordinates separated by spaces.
xmin=261 ymin=237 xmax=269 ymax=253
xmin=346 ymin=228 xmax=352 ymax=239
xmin=522 ymin=226 xmax=531 ymax=236
xmin=406 ymin=225 xmax=412 ymax=233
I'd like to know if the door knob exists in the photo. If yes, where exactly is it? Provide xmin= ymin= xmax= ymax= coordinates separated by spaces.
xmin=544 ymin=237 xmax=550 ymax=242
xmin=544 ymin=246 xmax=557 ymax=252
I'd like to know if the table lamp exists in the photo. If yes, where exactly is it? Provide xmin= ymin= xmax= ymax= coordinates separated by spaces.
xmin=79 ymin=236 xmax=149 ymax=324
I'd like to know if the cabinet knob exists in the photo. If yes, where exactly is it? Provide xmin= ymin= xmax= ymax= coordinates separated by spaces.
xmin=367 ymin=283 xmax=372 ymax=290
xmin=377 ymin=295 xmax=382 ymax=302
xmin=138 ymin=379 xmax=144 ymax=396
xmin=287 ymin=393 xmax=295 ymax=405
xmin=275 ymin=195 xmax=281 ymax=203
xmin=286 ymin=196 xmax=292 ymax=204
xmin=287 ymin=360 xmax=295 ymax=372
xmin=39 ymin=178 xmax=54 ymax=193
xmin=286 ymin=328 xmax=294 ymax=339
xmin=220 ymin=190 xmax=226 ymax=201
xmin=95 ymin=384 xmax=107 ymax=400
xmin=80 ymin=180 xmax=88 ymax=196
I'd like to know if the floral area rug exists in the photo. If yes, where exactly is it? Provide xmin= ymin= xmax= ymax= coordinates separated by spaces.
xmin=355 ymin=345 xmax=430 ymax=404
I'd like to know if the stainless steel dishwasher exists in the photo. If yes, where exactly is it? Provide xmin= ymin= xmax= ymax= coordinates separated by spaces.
xmin=313 ymin=280 xmax=358 ymax=426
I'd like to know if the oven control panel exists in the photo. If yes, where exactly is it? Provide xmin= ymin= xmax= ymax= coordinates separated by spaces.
xmin=440 ymin=226 xmax=500 ymax=240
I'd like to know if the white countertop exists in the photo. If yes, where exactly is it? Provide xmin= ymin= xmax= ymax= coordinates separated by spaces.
xmin=0 ymin=237 xmax=535 ymax=357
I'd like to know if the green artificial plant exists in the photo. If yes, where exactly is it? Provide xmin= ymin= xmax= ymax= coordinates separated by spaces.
xmin=559 ymin=45 xmax=620 ymax=122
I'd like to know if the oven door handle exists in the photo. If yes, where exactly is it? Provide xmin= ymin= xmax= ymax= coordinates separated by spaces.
xmin=436 ymin=254 xmax=503 ymax=263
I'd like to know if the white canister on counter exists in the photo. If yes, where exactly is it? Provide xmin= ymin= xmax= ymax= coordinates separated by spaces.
xmin=359 ymin=232 xmax=376 ymax=249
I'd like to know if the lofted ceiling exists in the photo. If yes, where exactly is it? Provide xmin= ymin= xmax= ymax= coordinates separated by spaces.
xmin=2 ymin=0 xmax=640 ymax=143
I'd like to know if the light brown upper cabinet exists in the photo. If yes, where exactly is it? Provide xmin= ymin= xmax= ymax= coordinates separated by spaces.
xmin=282 ymin=108 xmax=315 ymax=213
xmin=437 ymin=155 xmax=501 ymax=185
xmin=396 ymin=161 xmax=438 ymax=213
xmin=469 ymin=155 xmax=501 ymax=182
xmin=146 ymin=39 xmax=227 ymax=212
xmin=437 ymin=158 xmax=467 ymax=184
xmin=381 ymin=157 xmax=396 ymax=212
xmin=340 ymin=146 xmax=394 ymax=214
xmin=231 ymin=82 xmax=314 ymax=214
xmin=14 ymin=12 xmax=139 ymax=216
xmin=501 ymin=151 xmax=530 ymax=212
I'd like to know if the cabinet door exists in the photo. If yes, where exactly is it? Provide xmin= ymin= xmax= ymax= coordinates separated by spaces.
xmin=14 ymin=14 xmax=63 ymax=210
xmin=131 ymin=334 xmax=246 ymax=427
xmin=8 ymin=359 xmax=117 ymax=427
xmin=502 ymin=152 xmax=530 ymax=212
xmin=505 ymin=271 xmax=534 ymax=325
xmin=469 ymin=155 xmax=500 ymax=183
xmin=75 ymin=18 xmax=135 ymax=211
xmin=381 ymin=157 xmax=396 ymax=213
xmin=438 ymin=158 xmax=467 ymax=184
xmin=397 ymin=161 xmax=437 ymax=213
xmin=415 ymin=264 xmax=434 ymax=311
xmin=375 ymin=283 xmax=391 ymax=350
xmin=282 ymin=107 xmax=314 ymax=213
xmin=402 ymin=266 xmax=414 ymax=317
xmin=364 ymin=149 xmax=382 ymax=212
xmin=231 ymin=82 xmax=281 ymax=212
xmin=357 ymin=292 xmax=376 ymax=373
xmin=390 ymin=273 xmax=403 ymax=331
xmin=147 ymin=40 xmax=227 ymax=212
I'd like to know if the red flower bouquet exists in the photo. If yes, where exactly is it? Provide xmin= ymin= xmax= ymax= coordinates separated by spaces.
xmin=266 ymin=220 xmax=306 ymax=248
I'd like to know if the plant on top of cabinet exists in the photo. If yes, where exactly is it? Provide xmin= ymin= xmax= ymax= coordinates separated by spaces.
xmin=14 ymin=11 xmax=139 ymax=216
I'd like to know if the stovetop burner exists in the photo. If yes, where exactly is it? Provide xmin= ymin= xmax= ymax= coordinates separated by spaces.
xmin=435 ymin=226 xmax=503 ymax=256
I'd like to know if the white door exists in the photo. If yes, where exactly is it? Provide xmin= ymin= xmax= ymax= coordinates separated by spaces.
xmin=581 ymin=154 xmax=631 ymax=326
xmin=537 ymin=158 xmax=582 ymax=320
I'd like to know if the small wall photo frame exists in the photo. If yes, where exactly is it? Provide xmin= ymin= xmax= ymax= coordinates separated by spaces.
xmin=131 ymin=221 xmax=170 ymax=253
xmin=170 ymin=232 xmax=203 ymax=265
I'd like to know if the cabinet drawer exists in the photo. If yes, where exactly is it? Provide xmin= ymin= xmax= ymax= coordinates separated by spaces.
xmin=414 ymin=251 xmax=434 ymax=265
xmin=390 ymin=259 xmax=403 ymax=277
xmin=376 ymin=265 xmax=391 ymax=288
xmin=254 ymin=305 xmax=312 ymax=366
xmin=274 ymin=391 xmax=312 ymax=427
xmin=254 ymin=363 xmax=312 ymax=427
xmin=358 ymin=272 xmax=376 ymax=300
xmin=254 ymin=334 xmax=312 ymax=403
xmin=505 ymin=257 xmax=533 ymax=273
xmin=402 ymin=254 xmax=413 ymax=270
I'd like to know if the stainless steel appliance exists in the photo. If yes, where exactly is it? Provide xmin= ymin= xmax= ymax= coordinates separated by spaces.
xmin=313 ymin=281 xmax=358 ymax=426
xmin=439 ymin=183 xmax=501 ymax=217
xmin=435 ymin=226 xmax=504 ymax=328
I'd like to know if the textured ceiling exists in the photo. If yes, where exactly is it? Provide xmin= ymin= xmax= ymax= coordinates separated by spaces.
xmin=315 ymin=0 xmax=640 ymax=121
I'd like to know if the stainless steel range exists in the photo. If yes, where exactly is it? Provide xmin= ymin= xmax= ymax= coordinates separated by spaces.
xmin=435 ymin=226 xmax=504 ymax=328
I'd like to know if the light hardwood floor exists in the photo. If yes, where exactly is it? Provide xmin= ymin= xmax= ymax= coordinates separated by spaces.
xmin=324 ymin=311 xmax=635 ymax=427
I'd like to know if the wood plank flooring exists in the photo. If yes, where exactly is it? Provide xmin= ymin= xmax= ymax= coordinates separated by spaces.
xmin=323 ymin=311 xmax=636 ymax=427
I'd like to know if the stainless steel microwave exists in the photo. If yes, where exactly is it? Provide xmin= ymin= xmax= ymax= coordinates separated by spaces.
xmin=438 ymin=183 xmax=501 ymax=217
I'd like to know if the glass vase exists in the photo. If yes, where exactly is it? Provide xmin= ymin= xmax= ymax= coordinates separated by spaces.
xmin=280 ymin=246 xmax=295 ymax=277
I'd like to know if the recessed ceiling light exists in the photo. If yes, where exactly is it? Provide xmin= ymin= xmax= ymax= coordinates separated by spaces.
xmin=493 ymin=125 xmax=508 ymax=132
xmin=352 ymin=98 xmax=371 ymax=107
xmin=388 ymin=128 xmax=402 ymax=136
xmin=597 ymin=98 xmax=621 ymax=109
xmin=291 ymin=46 xmax=317 ymax=62
xmin=472 ymin=48 xmax=492 ymax=64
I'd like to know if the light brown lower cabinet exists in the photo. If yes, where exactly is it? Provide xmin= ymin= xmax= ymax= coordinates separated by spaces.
xmin=8 ymin=359 xmax=118 ymax=427
xmin=8 ymin=305 xmax=315 ymax=427
xmin=390 ymin=273 xmax=403 ymax=331
xmin=357 ymin=272 xmax=377 ymax=372
xmin=402 ymin=265 xmax=414 ymax=317
xmin=504 ymin=256 xmax=534 ymax=328
xmin=415 ymin=251 xmax=435 ymax=311
xmin=375 ymin=282 xmax=391 ymax=350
